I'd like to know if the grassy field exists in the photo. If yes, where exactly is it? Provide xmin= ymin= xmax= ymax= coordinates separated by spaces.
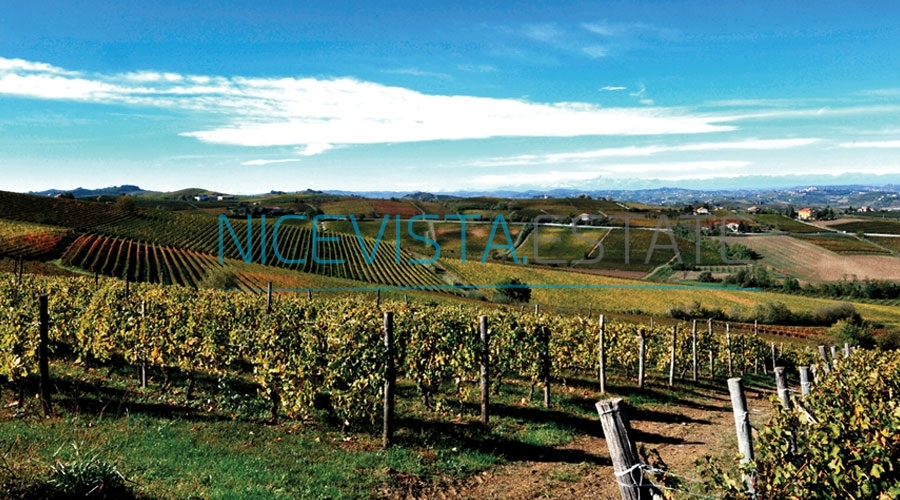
xmin=440 ymin=259 xmax=900 ymax=326
xmin=752 ymin=214 xmax=822 ymax=233
xmin=868 ymin=236 xmax=900 ymax=253
xmin=794 ymin=234 xmax=892 ymax=254
xmin=740 ymin=235 xmax=900 ymax=284
xmin=829 ymin=219 xmax=900 ymax=235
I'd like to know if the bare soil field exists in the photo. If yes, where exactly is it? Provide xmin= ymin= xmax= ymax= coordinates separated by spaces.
xmin=741 ymin=234 xmax=900 ymax=282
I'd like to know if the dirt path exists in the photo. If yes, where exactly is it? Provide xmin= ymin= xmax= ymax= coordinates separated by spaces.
xmin=435 ymin=382 xmax=771 ymax=500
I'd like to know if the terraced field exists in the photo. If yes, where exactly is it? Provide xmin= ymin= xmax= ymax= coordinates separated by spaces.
xmin=794 ymin=234 xmax=891 ymax=254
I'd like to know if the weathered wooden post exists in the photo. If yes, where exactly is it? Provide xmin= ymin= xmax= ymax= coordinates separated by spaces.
xmin=708 ymin=319 xmax=714 ymax=378
xmin=534 ymin=303 xmax=539 ymax=314
xmin=598 ymin=314 xmax=606 ymax=393
xmin=843 ymin=343 xmax=850 ymax=358
xmin=480 ymin=315 xmax=489 ymax=425
xmin=668 ymin=325 xmax=677 ymax=387
xmin=376 ymin=289 xmax=381 ymax=307
xmin=38 ymin=294 xmax=54 ymax=417
xmin=691 ymin=320 xmax=698 ymax=382
xmin=726 ymin=324 xmax=734 ymax=377
xmin=307 ymin=289 xmax=312 ymax=300
xmin=140 ymin=300 xmax=147 ymax=388
xmin=775 ymin=367 xmax=791 ymax=410
xmin=830 ymin=345 xmax=838 ymax=367
xmin=596 ymin=398 xmax=659 ymax=500
xmin=540 ymin=325 xmax=551 ymax=408
xmin=817 ymin=345 xmax=830 ymax=373
xmin=727 ymin=378 xmax=755 ymax=496
xmin=638 ymin=328 xmax=646 ymax=389
xmin=799 ymin=366 xmax=811 ymax=395
xmin=383 ymin=311 xmax=395 ymax=449
xmin=266 ymin=281 xmax=273 ymax=314
xmin=124 ymin=274 xmax=130 ymax=298
xmin=771 ymin=341 xmax=777 ymax=372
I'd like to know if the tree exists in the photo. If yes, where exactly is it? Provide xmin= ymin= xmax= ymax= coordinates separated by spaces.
xmin=493 ymin=277 xmax=531 ymax=304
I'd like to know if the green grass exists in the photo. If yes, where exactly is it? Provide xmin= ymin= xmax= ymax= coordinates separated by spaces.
xmin=794 ymin=234 xmax=891 ymax=254
xmin=830 ymin=219 xmax=900 ymax=235
xmin=0 ymin=357 xmax=605 ymax=499
xmin=752 ymin=214 xmax=821 ymax=233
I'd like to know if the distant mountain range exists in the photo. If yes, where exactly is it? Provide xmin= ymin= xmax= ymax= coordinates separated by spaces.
xmin=27 ymin=182 xmax=900 ymax=210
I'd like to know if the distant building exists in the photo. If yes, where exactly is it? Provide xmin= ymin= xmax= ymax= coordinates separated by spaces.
xmin=797 ymin=207 xmax=814 ymax=221
xmin=194 ymin=195 xmax=211 ymax=202
xmin=217 ymin=195 xmax=235 ymax=201
xmin=726 ymin=222 xmax=741 ymax=233
xmin=694 ymin=207 xmax=710 ymax=215
xmin=747 ymin=205 xmax=760 ymax=214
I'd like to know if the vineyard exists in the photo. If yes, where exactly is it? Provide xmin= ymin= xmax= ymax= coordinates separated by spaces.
xmin=0 ymin=272 xmax=816 ymax=427
xmin=0 ymin=219 xmax=73 ymax=259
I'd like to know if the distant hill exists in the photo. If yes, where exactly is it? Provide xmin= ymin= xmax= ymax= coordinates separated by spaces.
xmin=29 ymin=185 xmax=150 ymax=198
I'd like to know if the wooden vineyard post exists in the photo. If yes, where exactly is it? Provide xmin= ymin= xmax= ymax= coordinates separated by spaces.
xmin=668 ymin=325 xmax=677 ymax=387
xmin=480 ymin=315 xmax=489 ymax=425
xmin=383 ymin=311 xmax=395 ymax=449
xmin=739 ymin=331 xmax=745 ymax=376
xmin=830 ymin=346 xmax=838 ymax=368
xmin=38 ymin=294 xmax=54 ymax=417
xmin=691 ymin=320 xmax=698 ymax=382
xmin=844 ymin=343 xmax=850 ymax=358
xmin=596 ymin=398 xmax=659 ymax=500
xmin=771 ymin=342 xmax=777 ymax=372
xmin=598 ymin=315 xmax=606 ymax=393
xmin=707 ymin=319 xmax=714 ymax=378
xmin=307 ymin=289 xmax=312 ymax=300
xmin=266 ymin=281 xmax=273 ymax=314
xmin=540 ymin=325 xmax=551 ymax=408
xmin=727 ymin=378 xmax=755 ymax=496
xmin=124 ymin=274 xmax=130 ymax=298
xmin=534 ymin=304 xmax=539 ymax=314
xmin=799 ymin=366 xmax=811 ymax=395
xmin=638 ymin=328 xmax=646 ymax=389
xmin=818 ymin=345 xmax=830 ymax=373
xmin=726 ymin=324 xmax=733 ymax=377
xmin=376 ymin=289 xmax=381 ymax=307
xmin=140 ymin=300 xmax=147 ymax=388
xmin=774 ymin=367 xmax=791 ymax=410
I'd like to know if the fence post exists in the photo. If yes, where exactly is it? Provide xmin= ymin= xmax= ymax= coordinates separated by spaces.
xmin=817 ymin=345 xmax=830 ymax=373
xmin=638 ymin=329 xmax=646 ymax=389
xmin=775 ymin=367 xmax=791 ymax=410
xmin=540 ymin=326 xmax=551 ymax=408
xmin=598 ymin=314 xmax=606 ymax=393
xmin=668 ymin=325 xmax=677 ymax=387
xmin=726 ymin=324 xmax=733 ymax=377
xmin=383 ymin=311 xmax=395 ymax=449
xmin=140 ymin=300 xmax=147 ymax=388
xmin=708 ymin=319 xmax=714 ymax=378
xmin=480 ymin=315 xmax=489 ymax=425
xmin=843 ymin=343 xmax=850 ymax=358
xmin=727 ymin=378 xmax=755 ymax=496
xmin=771 ymin=342 xmax=777 ymax=372
xmin=596 ymin=398 xmax=658 ymax=500
xmin=38 ymin=294 xmax=54 ymax=417
xmin=691 ymin=320 xmax=698 ymax=382
xmin=799 ymin=366 xmax=811 ymax=395
xmin=266 ymin=281 xmax=273 ymax=314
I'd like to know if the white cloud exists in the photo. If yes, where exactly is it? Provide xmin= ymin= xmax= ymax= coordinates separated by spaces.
xmin=457 ymin=64 xmax=496 ymax=73
xmin=241 ymin=158 xmax=302 ymax=166
xmin=582 ymin=46 xmax=608 ymax=58
xmin=473 ymin=138 xmax=819 ymax=167
xmin=838 ymin=140 xmax=900 ymax=148
xmin=470 ymin=160 xmax=752 ymax=188
xmin=297 ymin=143 xmax=334 ymax=156
xmin=384 ymin=68 xmax=451 ymax=79
xmin=0 ymin=56 xmax=736 ymax=150
xmin=523 ymin=24 xmax=563 ymax=43
xmin=601 ymin=86 xmax=626 ymax=91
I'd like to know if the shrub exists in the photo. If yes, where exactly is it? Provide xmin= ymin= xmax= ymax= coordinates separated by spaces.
xmin=492 ymin=277 xmax=531 ymax=303
xmin=46 ymin=446 xmax=131 ymax=499
xmin=827 ymin=319 xmax=874 ymax=349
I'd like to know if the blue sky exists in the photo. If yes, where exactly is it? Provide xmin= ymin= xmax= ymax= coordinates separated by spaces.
xmin=2 ymin=1 xmax=900 ymax=194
